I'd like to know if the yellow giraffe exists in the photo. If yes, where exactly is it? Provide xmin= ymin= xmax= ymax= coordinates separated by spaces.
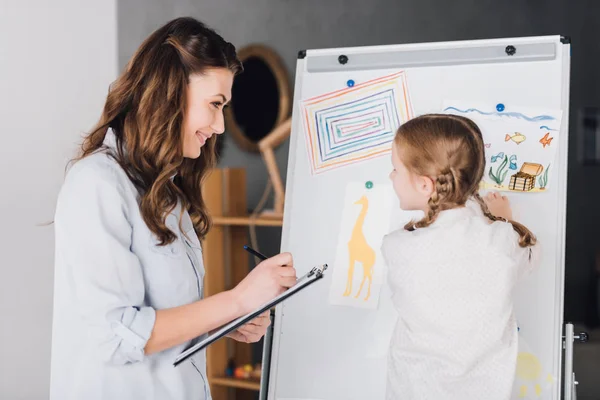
xmin=343 ymin=195 xmax=376 ymax=301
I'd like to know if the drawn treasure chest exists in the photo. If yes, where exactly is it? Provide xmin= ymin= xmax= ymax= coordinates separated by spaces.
xmin=509 ymin=162 xmax=544 ymax=192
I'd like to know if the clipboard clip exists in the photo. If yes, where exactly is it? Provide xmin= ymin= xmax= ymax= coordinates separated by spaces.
xmin=308 ymin=264 xmax=328 ymax=278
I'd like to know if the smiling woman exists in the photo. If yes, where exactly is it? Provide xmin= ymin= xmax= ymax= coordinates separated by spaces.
xmin=49 ymin=17 xmax=297 ymax=400
xmin=183 ymin=71 xmax=233 ymax=159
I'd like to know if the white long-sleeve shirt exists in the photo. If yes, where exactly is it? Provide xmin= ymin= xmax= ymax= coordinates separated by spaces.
xmin=381 ymin=201 xmax=539 ymax=400
xmin=50 ymin=130 xmax=211 ymax=400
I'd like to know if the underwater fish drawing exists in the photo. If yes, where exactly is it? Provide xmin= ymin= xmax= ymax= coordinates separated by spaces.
xmin=539 ymin=132 xmax=554 ymax=148
xmin=505 ymin=132 xmax=527 ymax=145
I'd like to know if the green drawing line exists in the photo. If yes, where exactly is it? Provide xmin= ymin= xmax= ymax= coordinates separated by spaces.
xmin=489 ymin=155 xmax=509 ymax=185
xmin=538 ymin=164 xmax=550 ymax=189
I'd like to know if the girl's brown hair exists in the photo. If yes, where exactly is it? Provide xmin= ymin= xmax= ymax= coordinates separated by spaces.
xmin=395 ymin=114 xmax=536 ymax=247
xmin=73 ymin=17 xmax=242 ymax=245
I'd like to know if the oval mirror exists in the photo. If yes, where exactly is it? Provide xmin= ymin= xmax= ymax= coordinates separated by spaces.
xmin=225 ymin=44 xmax=291 ymax=152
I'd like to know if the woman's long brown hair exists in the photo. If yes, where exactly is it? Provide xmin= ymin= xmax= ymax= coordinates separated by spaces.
xmin=395 ymin=114 xmax=536 ymax=248
xmin=72 ymin=17 xmax=242 ymax=245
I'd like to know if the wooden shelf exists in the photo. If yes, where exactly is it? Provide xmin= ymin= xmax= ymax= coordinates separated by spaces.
xmin=203 ymin=169 xmax=281 ymax=400
xmin=210 ymin=377 xmax=261 ymax=391
xmin=213 ymin=216 xmax=283 ymax=227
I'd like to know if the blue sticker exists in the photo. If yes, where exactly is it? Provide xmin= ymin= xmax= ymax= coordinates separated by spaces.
xmin=347 ymin=79 xmax=355 ymax=87
xmin=496 ymin=103 xmax=505 ymax=112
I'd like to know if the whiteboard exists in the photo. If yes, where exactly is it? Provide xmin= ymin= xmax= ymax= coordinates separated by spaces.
xmin=266 ymin=36 xmax=570 ymax=400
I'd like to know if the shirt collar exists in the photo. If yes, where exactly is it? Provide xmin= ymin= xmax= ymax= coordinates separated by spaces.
xmin=432 ymin=198 xmax=480 ymax=227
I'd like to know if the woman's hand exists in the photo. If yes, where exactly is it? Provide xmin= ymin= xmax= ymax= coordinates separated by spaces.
xmin=232 ymin=252 xmax=296 ymax=314
xmin=484 ymin=191 xmax=513 ymax=221
xmin=226 ymin=311 xmax=271 ymax=343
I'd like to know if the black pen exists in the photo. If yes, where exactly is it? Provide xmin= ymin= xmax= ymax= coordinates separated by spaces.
xmin=243 ymin=245 xmax=268 ymax=261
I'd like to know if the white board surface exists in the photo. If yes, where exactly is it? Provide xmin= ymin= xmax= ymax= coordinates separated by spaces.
xmin=267 ymin=36 xmax=570 ymax=400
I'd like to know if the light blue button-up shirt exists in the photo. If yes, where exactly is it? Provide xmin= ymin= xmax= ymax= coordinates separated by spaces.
xmin=50 ymin=130 xmax=211 ymax=399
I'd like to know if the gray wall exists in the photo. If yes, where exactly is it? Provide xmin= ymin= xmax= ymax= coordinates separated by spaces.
xmin=0 ymin=1 xmax=118 ymax=399
xmin=118 ymin=0 xmax=600 ymax=323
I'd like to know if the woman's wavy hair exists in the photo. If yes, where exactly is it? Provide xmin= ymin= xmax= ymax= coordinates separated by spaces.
xmin=395 ymin=114 xmax=536 ymax=248
xmin=73 ymin=17 xmax=242 ymax=245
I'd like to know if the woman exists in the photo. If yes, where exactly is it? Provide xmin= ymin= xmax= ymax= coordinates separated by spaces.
xmin=49 ymin=17 xmax=296 ymax=400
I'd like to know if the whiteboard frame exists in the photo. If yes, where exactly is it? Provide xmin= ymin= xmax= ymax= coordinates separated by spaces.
xmin=263 ymin=35 xmax=571 ymax=400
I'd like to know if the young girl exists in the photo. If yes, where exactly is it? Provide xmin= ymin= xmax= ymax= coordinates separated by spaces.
xmin=382 ymin=114 xmax=539 ymax=400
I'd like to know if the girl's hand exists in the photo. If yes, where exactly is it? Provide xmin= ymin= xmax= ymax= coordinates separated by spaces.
xmin=484 ymin=191 xmax=513 ymax=221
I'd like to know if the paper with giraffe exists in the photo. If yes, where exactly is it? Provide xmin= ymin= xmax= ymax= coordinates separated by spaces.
xmin=328 ymin=182 xmax=394 ymax=309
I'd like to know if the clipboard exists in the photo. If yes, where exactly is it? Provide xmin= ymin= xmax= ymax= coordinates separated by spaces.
xmin=174 ymin=263 xmax=328 ymax=367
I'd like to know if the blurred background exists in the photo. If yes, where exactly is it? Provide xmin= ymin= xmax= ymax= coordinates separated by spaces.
xmin=1 ymin=0 xmax=599 ymax=399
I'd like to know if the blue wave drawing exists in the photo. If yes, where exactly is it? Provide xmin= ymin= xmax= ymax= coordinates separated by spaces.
xmin=443 ymin=106 xmax=555 ymax=122
xmin=539 ymin=125 xmax=558 ymax=131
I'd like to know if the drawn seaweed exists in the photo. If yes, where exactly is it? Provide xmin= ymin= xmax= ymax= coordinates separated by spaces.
xmin=538 ymin=164 xmax=550 ymax=189
xmin=489 ymin=155 xmax=509 ymax=185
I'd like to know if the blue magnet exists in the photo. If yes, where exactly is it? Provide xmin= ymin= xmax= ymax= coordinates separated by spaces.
xmin=365 ymin=181 xmax=373 ymax=189
xmin=496 ymin=103 xmax=505 ymax=112
xmin=347 ymin=79 xmax=355 ymax=87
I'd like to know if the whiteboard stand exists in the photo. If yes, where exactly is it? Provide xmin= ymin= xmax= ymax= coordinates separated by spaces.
xmin=563 ymin=323 xmax=589 ymax=400
xmin=262 ymin=36 xmax=573 ymax=400
xmin=259 ymin=310 xmax=275 ymax=400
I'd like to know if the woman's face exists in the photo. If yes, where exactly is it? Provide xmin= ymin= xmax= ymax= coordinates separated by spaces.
xmin=182 ymin=68 xmax=234 ymax=159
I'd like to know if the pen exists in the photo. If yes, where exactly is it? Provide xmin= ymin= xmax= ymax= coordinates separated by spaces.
xmin=243 ymin=245 xmax=269 ymax=261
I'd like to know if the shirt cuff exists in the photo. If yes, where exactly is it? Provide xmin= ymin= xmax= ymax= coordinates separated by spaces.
xmin=109 ymin=306 xmax=156 ymax=364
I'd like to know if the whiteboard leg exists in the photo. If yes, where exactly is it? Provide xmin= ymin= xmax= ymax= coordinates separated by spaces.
xmin=564 ymin=323 xmax=588 ymax=400
xmin=564 ymin=323 xmax=574 ymax=400
xmin=259 ymin=309 xmax=276 ymax=400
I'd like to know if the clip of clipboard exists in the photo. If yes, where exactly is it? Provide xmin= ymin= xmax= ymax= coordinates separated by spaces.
xmin=174 ymin=263 xmax=328 ymax=367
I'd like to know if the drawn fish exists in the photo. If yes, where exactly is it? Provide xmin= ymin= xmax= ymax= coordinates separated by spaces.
xmin=484 ymin=143 xmax=491 ymax=148
xmin=539 ymin=132 xmax=554 ymax=148
xmin=505 ymin=132 xmax=527 ymax=144
xmin=491 ymin=152 xmax=505 ymax=163
xmin=509 ymin=155 xmax=517 ymax=170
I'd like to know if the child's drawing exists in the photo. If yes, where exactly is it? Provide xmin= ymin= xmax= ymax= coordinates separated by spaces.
xmin=489 ymin=154 xmax=518 ymax=186
xmin=512 ymin=334 xmax=554 ymax=399
xmin=505 ymin=132 xmax=526 ymax=145
xmin=491 ymin=152 xmax=505 ymax=163
xmin=343 ymin=195 xmax=376 ymax=301
xmin=509 ymin=163 xmax=543 ymax=192
xmin=443 ymin=100 xmax=562 ymax=192
xmin=489 ymin=154 xmax=510 ymax=186
xmin=329 ymin=183 xmax=394 ymax=309
xmin=509 ymin=155 xmax=518 ymax=170
xmin=539 ymin=132 xmax=554 ymax=148
xmin=302 ymin=71 xmax=414 ymax=175
xmin=538 ymin=164 xmax=550 ymax=190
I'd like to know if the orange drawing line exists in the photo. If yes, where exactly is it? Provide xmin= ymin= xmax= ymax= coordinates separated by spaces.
xmin=303 ymin=108 xmax=319 ymax=172
xmin=315 ymin=148 xmax=392 ymax=174
xmin=303 ymin=71 xmax=404 ymax=104
xmin=304 ymin=80 xmax=400 ymax=107
xmin=316 ymin=146 xmax=392 ymax=171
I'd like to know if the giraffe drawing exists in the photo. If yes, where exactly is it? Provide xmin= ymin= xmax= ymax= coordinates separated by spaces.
xmin=343 ymin=195 xmax=376 ymax=301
